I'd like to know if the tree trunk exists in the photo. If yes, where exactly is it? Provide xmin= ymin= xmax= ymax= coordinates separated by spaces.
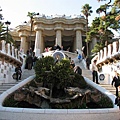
xmin=86 ymin=17 xmax=89 ymax=56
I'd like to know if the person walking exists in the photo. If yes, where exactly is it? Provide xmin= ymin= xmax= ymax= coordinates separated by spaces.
xmin=91 ymin=60 xmax=99 ymax=84
xmin=78 ymin=54 xmax=82 ymax=63
xmin=111 ymin=71 xmax=120 ymax=96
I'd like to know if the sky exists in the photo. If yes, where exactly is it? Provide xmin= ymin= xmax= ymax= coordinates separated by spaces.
xmin=1 ymin=0 xmax=119 ymax=36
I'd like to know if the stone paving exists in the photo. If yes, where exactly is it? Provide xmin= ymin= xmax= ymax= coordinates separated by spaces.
xmin=21 ymin=69 xmax=35 ymax=80
xmin=0 ymin=109 xmax=120 ymax=120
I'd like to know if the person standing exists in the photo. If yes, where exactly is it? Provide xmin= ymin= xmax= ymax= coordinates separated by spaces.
xmin=91 ymin=60 xmax=99 ymax=84
xmin=111 ymin=71 xmax=120 ymax=96
xmin=70 ymin=60 xmax=75 ymax=69
xmin=29 ymin=47 xmax=33 ymax=56
xmin=74 ymin=66 xmax=82 ymax=76
xmin=32 ymin=52 xmax=38 ymax=67
xmin=15 ymin=64 xmax=22 ymax=81
xmin=86 ymin=56 xmax=91 ymax=70
xmin=27 ymin=55 xmax=33 ymax=70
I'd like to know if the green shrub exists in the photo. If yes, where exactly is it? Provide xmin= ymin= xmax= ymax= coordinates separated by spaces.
xmin=34 ymin=56 xmax=88 ymax=92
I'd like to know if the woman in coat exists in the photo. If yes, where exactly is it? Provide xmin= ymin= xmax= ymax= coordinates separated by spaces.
xmin=111 ymin=71 xmax=120 ymax=96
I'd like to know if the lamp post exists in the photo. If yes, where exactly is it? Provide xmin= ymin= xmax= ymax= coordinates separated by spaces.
xmin=28 ymin=12 xmax=39 ymax=48
xmin=5 ymin=21 xmax=11 ymax=43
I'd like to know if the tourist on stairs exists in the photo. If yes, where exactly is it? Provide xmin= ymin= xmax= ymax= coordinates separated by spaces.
xmin=91 ymin=60 xmax=100 ymax=84
xmin=111 ymin=71 xmax=120 ymax=96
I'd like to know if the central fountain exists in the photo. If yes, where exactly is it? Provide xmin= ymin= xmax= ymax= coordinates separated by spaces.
xmin=0 ymin=50 xmax=119 ymax=120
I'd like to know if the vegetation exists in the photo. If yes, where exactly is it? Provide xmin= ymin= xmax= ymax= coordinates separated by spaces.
xmin=82 ymin=0 xmax=120 ymax=54
xmin=34 ymin=56 xmax=87 ymax=90
xmin=0 ymin=7 xmax=15 ymax=45
xmin=27 ymin=12 xmax=39 ymax=48
xmin=81 ymin=4 xmax=93 ymax=56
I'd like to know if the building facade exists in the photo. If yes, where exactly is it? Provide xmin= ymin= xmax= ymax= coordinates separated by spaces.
xmin=10 ymin=15 xmax=89 ymax=56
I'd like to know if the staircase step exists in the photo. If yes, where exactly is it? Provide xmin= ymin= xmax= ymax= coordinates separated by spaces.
xmin=0 ymin=88 xmax=10 ymax=90
xmin=0 ymin=69 xmax=35 ymax=95
xmin=0 ymin=67 xmax=116 ymax=96
xmin=0 ymin=90 xmax=6 ymax=93
xmin=2 ymin=82 xmax=19 ymax=86
xmin=99 ymin=84 xmax=116 ymax=95
xmin=0 ymin=86 xmax=12 ymax=89
xmin=82 ymin=69 xmax=116 ymax=96
xmin=82 ymin=69 xmax=92 ymax=80
xmin=100 ymin=86 xmax=115 ymax=89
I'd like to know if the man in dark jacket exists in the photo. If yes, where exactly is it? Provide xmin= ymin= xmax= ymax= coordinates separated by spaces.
xmin=26 ymin=55 xmax=33 ymax=70
xmin=15 ymin=64 xmax=22 ymax=81
xmin=112 ymin=71 xmax=120 ymax=96
xmin=74 ymin=66 xmax=82 ymax=75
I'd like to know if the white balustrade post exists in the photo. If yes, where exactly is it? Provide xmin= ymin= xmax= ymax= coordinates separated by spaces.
xmin=103 ymin=47 xmax=107 ymax=60
xmin=100 ymin=49 xmax=103 ymax=61
xmin=0 ymin=61 xmax=4 ymax=79
xmin=4 ymin=63 xmax=8 ymax=83
xmin=2 ymin=40 xmax=6 ymax=53
xmin=15 ymin=48 xmax=18 ymax=59
xmin=112 ymin=41 xmax=117 ymax=55
xmin=118 ymin=39 xmax=120 ymax=52
xmin=108 ymin=44 xmax=112 ymax=57
xmin=7 ymin=43 xmax=11 ymax=55
xmin=12 ymin=46 xmax=15 ymax=57
xmin=97 ymin=52 xmax=100 ymax=61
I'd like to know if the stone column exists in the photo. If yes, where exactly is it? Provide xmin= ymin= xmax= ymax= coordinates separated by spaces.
xmin=17 ymin=25 xmax=29 ymax=54
xmin=55 ymin=30 xmax=62 ymax=47
xmin=34 ymin=30 xmax=43 ymax=57
xmin=20 ymin=36 xmax=27 ymax=53
xmin=75 ymin=30 xmax=82 ymax=50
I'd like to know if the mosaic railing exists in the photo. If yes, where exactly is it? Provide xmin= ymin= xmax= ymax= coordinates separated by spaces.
xmin=0 ymin=40 xmax=25 ymax=84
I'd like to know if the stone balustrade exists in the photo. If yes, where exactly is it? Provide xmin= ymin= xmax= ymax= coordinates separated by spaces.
xmin=91 ymin=39 xmax=120 ymax=84
xmin=0 ymin=40 xmax=24 ymax=84
xmin=96 ymin=40 xmax=120 ymax=65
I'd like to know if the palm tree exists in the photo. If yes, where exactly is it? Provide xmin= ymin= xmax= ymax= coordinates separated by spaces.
xmin=27 ymin=12 xmax=39 ymax=48
xmin=81 ymin=4 xmax=93 ymax=56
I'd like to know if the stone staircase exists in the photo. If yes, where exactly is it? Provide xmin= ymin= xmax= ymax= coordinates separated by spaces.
xmin=0 ymin=82 xmax=19 ymax=94
xmin=0 ymin=69 xmax=35 ymax=95
xmin=82 ymin=69 xmax=116 ymax=95
xmin=82 ymin=69 xmax=93 ymax=80
xmin=100 ymin=84 xmax=116 ymax=95
xmin=0 ymin=64 xmax=116 ymax=96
